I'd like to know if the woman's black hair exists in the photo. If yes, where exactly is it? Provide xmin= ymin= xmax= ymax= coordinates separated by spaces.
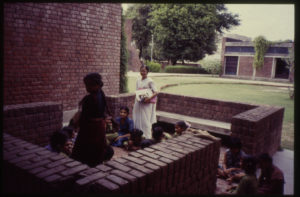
xmin=84 ymin=72 xmax=103 ymax=88
xmin=140 ymin=65 xmax=150 ymax=72
xmin=175 ymin=121 xmax=189 ymax=130
xmin=120 ymin=106 xmax=129 ymax=114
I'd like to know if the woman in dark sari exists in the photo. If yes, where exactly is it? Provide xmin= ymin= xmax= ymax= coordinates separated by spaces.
xmin=71 ymin=73 xmax=114 ymax=167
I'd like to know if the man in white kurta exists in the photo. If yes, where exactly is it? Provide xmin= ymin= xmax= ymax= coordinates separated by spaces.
xmin=133 ymin=75 xmax=157 ymax=139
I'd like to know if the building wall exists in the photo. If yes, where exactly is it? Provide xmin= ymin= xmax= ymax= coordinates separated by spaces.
xmin=255 ymin=57 xmax=273 ymax=78
xmin=238 ymin=56 xmax=254 ymax=77
xmin=4 ymin=3 xmax=122 ymax=111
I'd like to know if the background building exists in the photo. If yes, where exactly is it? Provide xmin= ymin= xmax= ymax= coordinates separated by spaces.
xmin=220 ymin=34 xmax=294 ymax=82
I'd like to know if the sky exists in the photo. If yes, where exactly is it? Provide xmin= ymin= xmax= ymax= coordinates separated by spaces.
xmin=223 ymin=4 xmax=294 ymax=42
xmin=122 ymin=4 xmax=295 ymax=42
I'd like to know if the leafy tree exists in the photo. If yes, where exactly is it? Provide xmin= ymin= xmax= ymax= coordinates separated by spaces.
xmin=147 ymin=4 xmax=240 ymax=65
xmin=125 ymin=4 xmax=153 ymax=59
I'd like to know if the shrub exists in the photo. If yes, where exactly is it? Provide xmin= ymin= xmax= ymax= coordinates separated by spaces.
xmin=145 ymin=60 xmax=161 ymax=72
xmin=164 ymin=65 xmax=208 ymax=74
xmin=200 ymin=60 xmax=222 ymax=75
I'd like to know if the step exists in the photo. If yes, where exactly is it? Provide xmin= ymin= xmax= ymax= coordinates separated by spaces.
xmin=156 ymin=110 xmax=231 ymax=136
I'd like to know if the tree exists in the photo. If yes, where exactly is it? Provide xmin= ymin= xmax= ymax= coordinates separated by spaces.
xmin=147 ymin=4 xmax=240 ymax=65
xmin=125 ymin=4 xmax=153 ymax=59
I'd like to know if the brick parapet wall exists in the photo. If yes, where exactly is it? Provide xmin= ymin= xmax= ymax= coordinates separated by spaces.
xmin=3 ymin=102 xmax=63 ymax=146
xmin=231 ymin=105 xmax=284 ymax=156
xmin=3 ymin=132 xmax=221 ymax=194
xmin=156 ymin=93 xmax=283 ymax=155
xmin=156 ymin=93 xmax=258 ymax=123
xmin=106 ymin=93 xmax=135 ymax=118
xmin=4 ymin=3 xmax=121 ymax=111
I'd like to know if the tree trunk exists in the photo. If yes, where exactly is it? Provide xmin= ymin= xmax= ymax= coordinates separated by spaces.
xmin=252 ymin=67 xmax=256 ymax=80
xmin=171 ymin=59 xmax=177 ymax=65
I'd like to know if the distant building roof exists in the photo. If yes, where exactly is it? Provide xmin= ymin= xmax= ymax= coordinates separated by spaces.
xmin=223 ymin=34 xmax=252 ymax=42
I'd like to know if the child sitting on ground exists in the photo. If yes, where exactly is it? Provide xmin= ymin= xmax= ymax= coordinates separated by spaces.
xmin=124 ymin=129 xmax=144 ymax=151
xmin=226 ymin=155 xmax=258 ymax=194
xmin=45 ymin=130 xmax=73 ymax=157
xmin=61 ymin=126 xmax=77 ymax=144
xmin=109 ymin=106 xmax=134 ymax=147
xmin=171 ymin=121 xmax=219 ymax=141
xmin=141 ymin=126 xmax=164 ymax=148
xmin=218 ymin=137 xmax=247 ymax=183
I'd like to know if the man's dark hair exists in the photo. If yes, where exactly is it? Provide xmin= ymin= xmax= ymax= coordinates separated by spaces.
xmin=152 ymin=126 xmax=163 ymax=141
xmin=229 ymin=137 xmax=242 ymax=149
xmin=120 ymin=106 xmax=129 ymax=114
xmin=258 ymin=153 xmax=273 ymax=163
xmin=176 ymin=121 xmax=189 ymax=130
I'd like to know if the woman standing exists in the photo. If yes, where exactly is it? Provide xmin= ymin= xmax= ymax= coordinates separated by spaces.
xmin=71 ymin=73 xmax=113 ymax=167
xmin=133 ymin=65 xmax=159 ymax=139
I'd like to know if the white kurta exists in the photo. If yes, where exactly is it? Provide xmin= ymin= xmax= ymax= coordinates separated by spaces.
xmin=132 ymin=77 xmax=157 ymax=139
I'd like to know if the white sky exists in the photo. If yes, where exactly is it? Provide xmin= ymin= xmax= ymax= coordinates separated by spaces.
xmin=122 ymin=4 xmax=295 ymax=42
xmin=224 ymin=4 xmax=294 ymax=41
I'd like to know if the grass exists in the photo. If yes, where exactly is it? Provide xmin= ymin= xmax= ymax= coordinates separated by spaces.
xmin=128 ymin=74 xmax=294 ymax=150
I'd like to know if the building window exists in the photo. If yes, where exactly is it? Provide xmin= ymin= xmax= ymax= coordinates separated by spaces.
xmin=225 ymin=56 xmax=238 ymax=75
xmin=267 ymin=47 xmax=289 ymax=54
xmin=225 ymin=46 xmax=254 ymax=53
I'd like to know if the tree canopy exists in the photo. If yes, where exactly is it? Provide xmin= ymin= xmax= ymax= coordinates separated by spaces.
xmin=126 ymin=4 xmax=240 ymax=65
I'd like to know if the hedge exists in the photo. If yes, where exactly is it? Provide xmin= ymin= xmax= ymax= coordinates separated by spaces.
xmin=164 ymin=65 xmax=208 ymax=74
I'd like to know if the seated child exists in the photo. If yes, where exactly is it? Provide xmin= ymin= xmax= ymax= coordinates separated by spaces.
xmin=111 ymin=106 xmax=134 ymax=147
xmin=61 ymin=126 xmax=77 ymax=144
xmin=218 ymin=137 xmax=247 ymax=183
xmin=257 ymin=153 xmax=285 ymax=195
xmin=226 ymin=155 xmax=258 ymax=194
xmin=45 ymin=130 xmax=73 ymax=156
xmin=173 ymin=121 xmax=219 ymax=141
xmin=141 ymin=126 xmax=164 ymax=148
xmin=125 ymin=129 xmax=144 ymax=151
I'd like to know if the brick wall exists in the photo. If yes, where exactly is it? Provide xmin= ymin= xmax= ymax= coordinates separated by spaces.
xmin=231 ymin=105 xmax=284 ymax=156
xmin=255 ymin=57 xmax=273 ymax=78
xmin=106 ymin=93 xmax=135 ymax=118
xmin=4 ymin=3 xmax=122 ymax=111
xmin=3 ymin=132 xmax=221 ymax=194
xmin=238 ymin=56 xmax=254 ymax=77
xmin=3 ymin=102 xmax=63 ymax=146
xmin=156 ymin=93 xmax=257 ymax=123
xmin=156 ymin=93 xmax=283 ymax=156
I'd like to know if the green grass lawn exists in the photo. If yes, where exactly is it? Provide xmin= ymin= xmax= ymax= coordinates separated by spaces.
xmin=128 ymin=75 xmax=294 ymax=150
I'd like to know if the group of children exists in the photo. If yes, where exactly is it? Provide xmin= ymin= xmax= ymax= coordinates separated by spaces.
xmin=218 ymin=137 xmax=285 ymax=195
xmin=45 ymin=104 xmax=284 ymax=195
xmin=105 ymin=105 xmax=219 ymax=151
